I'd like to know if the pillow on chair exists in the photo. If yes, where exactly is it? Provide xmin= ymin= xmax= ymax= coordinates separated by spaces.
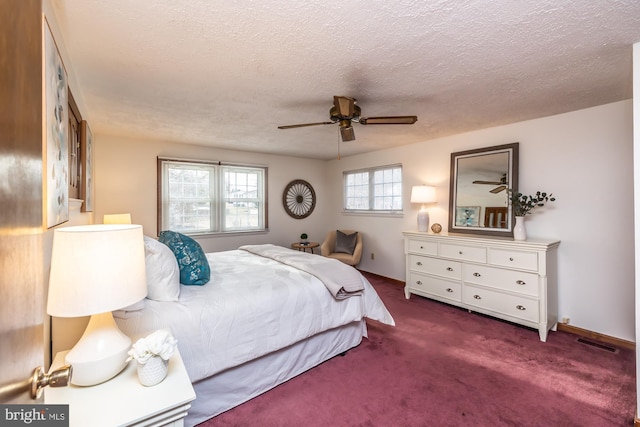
xmin=335 ymin=230 xmax=358 ymax=254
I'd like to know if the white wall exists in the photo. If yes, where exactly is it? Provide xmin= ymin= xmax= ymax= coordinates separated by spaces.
xmin=632 ymin=41 xmax=639 ymax=420
xmin=94 ymin=135 xmax=330 ymax=253
xmin=44 ymin=0 xmax=89 ymax=122
xmin=327 ymin=100 xmax=634 ymax=342
xmin=95 ymin=101 xmax=634 ymax=342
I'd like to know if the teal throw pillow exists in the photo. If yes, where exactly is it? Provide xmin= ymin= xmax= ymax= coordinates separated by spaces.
xmin=158 ymin=231 xmax=210 ymax=286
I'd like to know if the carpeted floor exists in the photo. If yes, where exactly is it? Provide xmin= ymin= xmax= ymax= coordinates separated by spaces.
xmin=200 ymin=272 xmax=636 ymax=426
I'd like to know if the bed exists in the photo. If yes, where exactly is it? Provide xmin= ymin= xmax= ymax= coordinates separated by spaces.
xmin=115 ymin=240 xmax=395 ymax=426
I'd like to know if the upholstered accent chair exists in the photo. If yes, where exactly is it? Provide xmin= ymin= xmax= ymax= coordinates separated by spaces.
xmin=320 ymin=229 xmax=363 ymax=266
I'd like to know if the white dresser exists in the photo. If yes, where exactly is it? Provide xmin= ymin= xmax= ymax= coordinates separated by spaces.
xmin=403 ymin=231 xmax=560 ymax=341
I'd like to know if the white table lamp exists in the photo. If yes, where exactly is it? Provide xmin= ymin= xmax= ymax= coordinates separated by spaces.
xmin=410 ymin=185 xmax=437 ymax=232
xmin=103 ymin=213 xmax=132 ymax=224
xmin=47 ymin=224 xmax=147 ymax=386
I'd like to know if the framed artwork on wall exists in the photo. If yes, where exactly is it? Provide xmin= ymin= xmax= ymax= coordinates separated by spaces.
xmin=454 ymin=206 xmax=480 ymax=227
xmin=45 ymin=19 xmax=69 ymax=228
xmin=80 ymin=120 xmax=94 ymax=212
xmin=68 ymin=91 xmax=82 ymax=200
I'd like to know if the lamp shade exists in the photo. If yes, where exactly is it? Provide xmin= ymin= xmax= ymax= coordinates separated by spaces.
xmin=410 ymin=185 xmax=437 ymax=204
xmin=103 ymin=213 xmax=132 ymax=224
xmin=47 ymin=224 xmax=147 ymax=317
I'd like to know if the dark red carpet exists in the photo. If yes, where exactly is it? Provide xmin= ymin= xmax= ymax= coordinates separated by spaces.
xmin=199 ymin=272 xmax=636 ymax=426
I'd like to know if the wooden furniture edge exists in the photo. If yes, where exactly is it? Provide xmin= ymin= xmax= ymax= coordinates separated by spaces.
xmin=556 ymin=323 xmax=635 ymax=351
xmin=361 ymin=270 xmax=635 ymax=352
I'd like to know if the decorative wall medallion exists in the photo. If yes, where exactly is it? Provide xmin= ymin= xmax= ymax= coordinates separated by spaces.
xmin=431 ymin=223 xmax=442 ymax=234
xmin=283 ymin=179 xmax=316 ymax=219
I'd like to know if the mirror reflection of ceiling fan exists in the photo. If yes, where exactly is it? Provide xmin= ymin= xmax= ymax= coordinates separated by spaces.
xmin=473 ymin=173 xmax=508 ymax=193
xmin=277 ymin=96 xmax=418 ymax=142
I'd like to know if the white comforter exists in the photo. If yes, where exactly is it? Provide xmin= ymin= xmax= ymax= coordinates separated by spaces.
xmin=115 ymin=248 xmax=395 ymax=383
xmin=239 ymin=244 xmax=365 ymax=298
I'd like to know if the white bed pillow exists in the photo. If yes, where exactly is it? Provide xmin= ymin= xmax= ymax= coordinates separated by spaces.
xmin=113 ymin=299 xmax=146 ymax=318
xmin=143 ymin=236 xmax=181 ymax=301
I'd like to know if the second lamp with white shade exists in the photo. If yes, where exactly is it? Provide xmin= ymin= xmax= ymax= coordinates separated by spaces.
xmin=47 ymin=224 xmax=147 ymax=386
xmin=410 ymin=185 xmax=437 ymax=232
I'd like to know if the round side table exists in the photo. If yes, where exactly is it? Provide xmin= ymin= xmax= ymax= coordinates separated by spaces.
xmin=291 ymin=242 xmax=320 ymax=254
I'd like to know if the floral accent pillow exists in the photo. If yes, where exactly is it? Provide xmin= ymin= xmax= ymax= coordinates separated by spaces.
xmin=158 ymin=231 xmax=211 ymax=286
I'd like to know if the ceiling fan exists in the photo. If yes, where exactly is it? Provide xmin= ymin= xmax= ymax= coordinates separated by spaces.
xmin=473 ymin=173 xmax=508 ymax=193
xmin=277 ymin=96 xmax=418 ymax=142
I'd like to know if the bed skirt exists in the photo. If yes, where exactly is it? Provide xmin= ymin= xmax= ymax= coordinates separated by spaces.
xmin=187 ymin=320 xmax=366 ymax=426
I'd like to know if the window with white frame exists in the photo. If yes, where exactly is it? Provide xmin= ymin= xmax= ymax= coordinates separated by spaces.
xmin=158 ymin=158 xmax=267 ymax=235
xmin=343 ymin=164 xmax=403 ymax=213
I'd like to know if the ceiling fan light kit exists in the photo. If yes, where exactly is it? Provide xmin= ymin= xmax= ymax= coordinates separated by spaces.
xmin=278 ymin=95 xmax=418 ymax=142
xmin=340 ymin=124 xmax=356 ymax=142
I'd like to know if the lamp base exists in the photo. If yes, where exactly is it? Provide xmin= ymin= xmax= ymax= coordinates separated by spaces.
xmin=65 ymin=312 xmax=131 ymax=386
xmin=417 ymin=208 xmax=430 ymax=232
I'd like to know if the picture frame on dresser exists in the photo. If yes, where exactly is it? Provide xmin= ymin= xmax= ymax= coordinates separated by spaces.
xmin=454 ymin=206 xmax=480 ymax=227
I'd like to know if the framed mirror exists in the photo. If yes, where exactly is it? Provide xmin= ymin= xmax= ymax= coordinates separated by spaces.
xmin=448 ymin=143 xmax=519 ymax=237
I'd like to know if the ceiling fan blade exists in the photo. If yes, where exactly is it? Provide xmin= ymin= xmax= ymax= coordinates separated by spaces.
xmin=490 ymin=185 xmax=507 ymax=194
xmin=473 ymin=180 xmax=503 ymax=185
xmin=359 ymin=116 xmax=418 ymax=125
xmin=333 ymin=96 xmax=355 ymax=118
xmin=278 ymin=121 xmax=335 ymax=129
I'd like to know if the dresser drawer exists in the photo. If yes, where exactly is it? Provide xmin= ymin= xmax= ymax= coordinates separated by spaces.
xmin=408 ymin=254 xmax=462 ymax=280
xmin=462 ymin=264 xmax=539 ymax=297
xmin=463 ymin=284 xmax=539 ymax=323
xmin=439 ymin=243 xmax=486 ymax=263
xmin=408 ymin=272 xmax=462 ymax=303
xmin=407 ymin=239 xmax=437 ymax=256
xmin=488 ymin=248 xmax=538 ymax=271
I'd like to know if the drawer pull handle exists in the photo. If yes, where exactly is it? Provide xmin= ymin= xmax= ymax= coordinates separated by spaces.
xmin=509 ymin=257 xmax=514 ymax=261
xmin=446 ymin=288 xmax=453 ymax=293
xmin=416 ymin=280 xmax=422 ymax=285
xmin=459 ymin=251 xmax=463 ymax=255
xmin=473 ymin=294 xmax=481 ymax=300
xmin=516 ymin=280 xmax=526 ymax=285
xmin=446 ymin=267 xmax=453 ymax=271
xmin=420 ymin=245 xmax=424 ymax=249
xmin=416 ymin=261 xmax=423 ymax=266
xmin=473 ymin=272 xmax=481 ymax=277
xmin=516 ymin=305 xmax=526 ymax=311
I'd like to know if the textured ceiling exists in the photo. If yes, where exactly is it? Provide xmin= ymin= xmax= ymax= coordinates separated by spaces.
xmin=50 ymin=0 xmax=640 ymax=160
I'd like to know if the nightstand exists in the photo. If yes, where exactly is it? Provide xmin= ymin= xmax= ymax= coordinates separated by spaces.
xmin=45 ymin=348 xmax=196 ymax=427
xmin=291 ymin=242 xmax=319 ymax=253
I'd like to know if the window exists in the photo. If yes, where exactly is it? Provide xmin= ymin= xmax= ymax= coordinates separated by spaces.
xmin=158 ymin=158 xmax=267 ymax=235
xmin=343 ymin=164 xmax=403 ymax=213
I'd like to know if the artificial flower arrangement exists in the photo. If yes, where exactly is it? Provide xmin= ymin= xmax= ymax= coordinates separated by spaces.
xmin=127 ymin=329 xmax=178 ymax=364
xmin=508 ymin=189 xmax=556 ymax=217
